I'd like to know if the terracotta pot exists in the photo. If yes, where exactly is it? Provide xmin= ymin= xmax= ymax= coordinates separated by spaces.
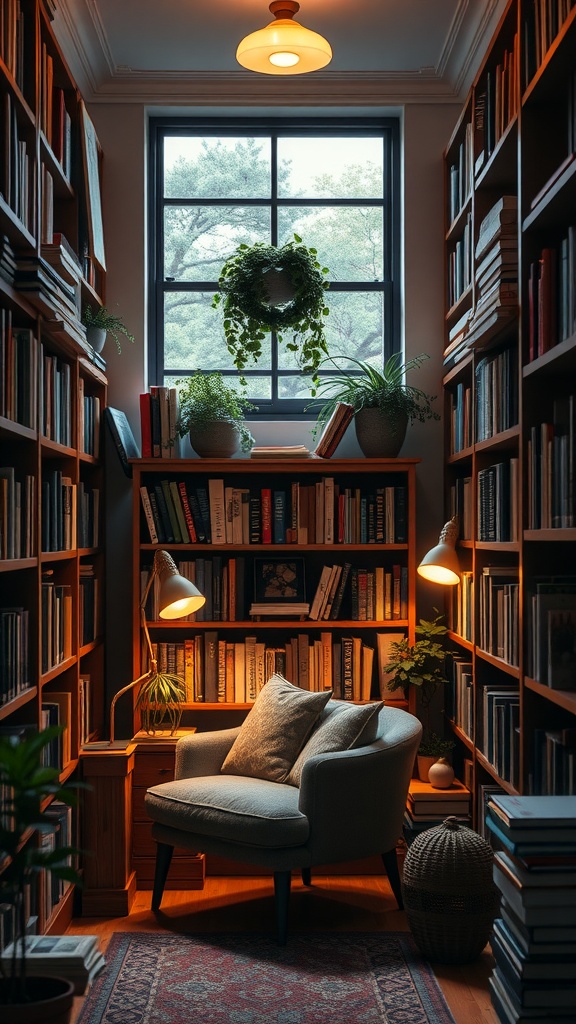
xmin=354 ymin=407 xmax=408 ymax=458
xmin=416 ymin=753 xmax=437 ymax=782
xmin=0 ymin=975 xmax=74 ymax=1024
xmin=188 ymin=421 xmax=241 ymax=458
xmin=85 ymin=326 xmax=107 ymax=354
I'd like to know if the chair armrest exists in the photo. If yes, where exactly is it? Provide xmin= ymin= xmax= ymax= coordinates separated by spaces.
xmin=175 ymin=726 xmax=241 ymax=779
xmin=298 ymin=732 xmax=419 ymax=865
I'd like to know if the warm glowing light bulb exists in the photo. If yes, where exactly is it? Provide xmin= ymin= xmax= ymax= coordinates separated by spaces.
xmin=417 ymin=564 xmax=460 ymax=586
xmin=269 ymin=51 xmax=300 ymax=66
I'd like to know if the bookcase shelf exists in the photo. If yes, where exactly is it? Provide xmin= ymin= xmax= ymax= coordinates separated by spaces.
xmin=131 ymin=457 xmax=418 ymax=725
xmin=443 ymin=0 xmax=576 ymax=832
xmin=0 ymin=0 xmax=107 ymax=950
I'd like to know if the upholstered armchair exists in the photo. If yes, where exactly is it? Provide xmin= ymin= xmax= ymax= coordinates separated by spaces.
xmin=145 ymin=676 xmax=422 ymax=944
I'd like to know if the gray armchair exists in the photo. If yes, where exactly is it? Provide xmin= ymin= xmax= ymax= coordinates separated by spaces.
xmin=145 ymin=702 xmax=422 ymax=943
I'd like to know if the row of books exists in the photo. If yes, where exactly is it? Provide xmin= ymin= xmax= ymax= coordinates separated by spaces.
xmin=447 ymin=210 xmax=472 ymax=310
xmin=532 ymin=725 xmax=576 ymax=796
xmin=151 ymin=632 xmax=382 ymax=704
xmin=40 ymin=42 xmax=73 ymax=180
xmin=449 ymin=655 xmax=474 ymax=742
xmin=477 ymin=458 xmax=519 ymax=542
xmin=447 ymin=120 xmax=473 ymax=225
xmin=0 ymin=466 xmax=35 ymax=560
xmin=0 ymin=606 xmax=29 ymax=707
xmin=78 ymin=384 xmax=101 ymax=459
xmin=140 ymin=475 xmax=409 ymax=548
xmin=525 ymin=575 xmax=576 ymax=688
xmin=447 ymin=568 xmax=473 ymax=642
xmin=475 ymin=345 xmax=518 ymax=442
xmin=527 ymin=395 xmax=575 ymax=529
xmin=527 ymin=231 xmax=576 ymax=363
xmin=3 ymin=95 xmax=34 ymax=232
xmin=522 ymin=0 xmax=576 ymax=88
xmin=79 ymin=567 xmax=100 ymax=647
xmin=449 ymin=475 xmax=472 ymax=541
xmin=40 ymin=702 xmax=71 ymax=769
xmin=40 ymin=473 xmax=100 ymax=553
xmin=478 ymin=566 xmax=520 ymax=666
xmin=486 ymin=793 xmax=576 ymax=1024
xmin=41 ymin=578 xmax=73 ymax=673
xmin=0 ymin=312 xmax=38 ymax=429
xmin=403 ymin=777 xmax=471 ymax=846
xmin=139 ymin=387 xmax=180 ymax=458
xmin=474 ymin=35 xmax=519 ymax=173
xmin=480 ymin=684 xmax=520 ymax=788
xmin=448 ymin=380 xmax=472 ymax=454
xmin=310 ymin=562 xmax=408 ymax=622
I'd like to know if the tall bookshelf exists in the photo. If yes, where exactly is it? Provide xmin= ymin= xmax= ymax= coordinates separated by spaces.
xmin=0 ymin=0 xmax=107 ymax=942
xmin=443 ymin=0 xmax=576 ymax=826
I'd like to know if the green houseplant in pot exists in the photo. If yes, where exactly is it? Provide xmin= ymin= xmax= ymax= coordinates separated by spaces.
xmin=311 ymin=353 xmax=439 ymax=457
xmin=382 ymin=612 xmax=455 ymax=781
xmin=175 ymin=371 xmax=257 ymax=458
xmin=0 ymin=726 xmax=83 ymax=1022
xmin=81 ymin=304 xmax=135 ymax=355
xmin=212 ymin=234 xmax=330 ymax=382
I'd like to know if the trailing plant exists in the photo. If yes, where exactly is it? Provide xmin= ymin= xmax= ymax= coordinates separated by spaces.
xmin=175 ymin=371 xmax=257 ymax=453
xmin=212 ymin=234 xmax=330 ymax=380
xmin=81 ymin=304 xmax=135 ymax=354
xmin=310 ymin=353 xmax=440 ymax=432
xmin=383 ymin=611 xmax=455 ymax=755
xmin=0 ymin=726 xmax=83 ymax=1005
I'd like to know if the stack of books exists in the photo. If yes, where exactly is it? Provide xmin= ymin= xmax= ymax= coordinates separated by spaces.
xmin=250 ymin=445 xmax=312 ymax=459
xmin=403 ymin=777 xmax=471 ymax=845
xmin=486 ymin=794 xmax=576 ymax=1024
xmin=466 ymin=196 xmax=518 ymax=350
xmin=1 ymin=933 xmax=106 ymax=994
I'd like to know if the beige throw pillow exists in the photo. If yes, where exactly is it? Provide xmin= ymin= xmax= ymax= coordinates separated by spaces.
xmin=287 ymin=700 xmax=383 ymax=787
xmin=220 ymin=674 xmax=332 ymax=783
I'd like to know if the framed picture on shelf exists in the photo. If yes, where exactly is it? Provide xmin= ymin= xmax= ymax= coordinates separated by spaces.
xmin=253 ymin=558 xmax=306 ymax=604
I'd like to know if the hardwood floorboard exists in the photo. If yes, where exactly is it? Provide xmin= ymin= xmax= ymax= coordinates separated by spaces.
xmin=67 ymin=875 xmax=497 ymax=1024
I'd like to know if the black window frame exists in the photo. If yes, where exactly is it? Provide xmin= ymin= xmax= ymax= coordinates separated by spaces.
xmin=147 ymin=115 xmax=401 ymax=419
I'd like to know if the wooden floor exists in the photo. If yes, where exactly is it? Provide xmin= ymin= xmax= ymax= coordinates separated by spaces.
xmin=67 ymin=874 xmax=497 ymax=1024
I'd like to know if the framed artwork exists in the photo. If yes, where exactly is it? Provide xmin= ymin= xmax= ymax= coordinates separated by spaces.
xmin=253 ymin=558 xmax=306 ymax=604
xmin=80 ymin=101 xmax=106 ymax=272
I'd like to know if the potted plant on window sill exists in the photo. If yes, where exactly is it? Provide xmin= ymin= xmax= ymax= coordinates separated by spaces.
xmin=310 ymin=353 xmax=439 ymax=458
xmin=0 ymin=726 xmax=83 ymax=1023
xmin=381 ymin=612 xmax=455 ymax=781
xmin=81 ymin=304 xmax=135 ymax=355
xmin=212 ymin=234 xmax=330 ymax=383
xmin=175 ymin=371 xmax=257 ymax=458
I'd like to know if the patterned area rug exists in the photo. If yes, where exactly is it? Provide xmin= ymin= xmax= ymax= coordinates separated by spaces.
xmin=76 ymin=932 xmax=456 ymax=1024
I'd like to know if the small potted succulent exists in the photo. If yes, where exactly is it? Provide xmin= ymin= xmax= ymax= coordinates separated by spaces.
xmin=0 ymin=726 xmax=82 ymax=1021
xmin=81 ymin=304 xmax=135 ymax=355
xmin=382 ymin=612 xmax=455 ymax=780
xmin=311 ymin=353 xmax=439 ymax=457
xmin=175 ymin=371 xmax=257 ymax=457
xmin=212 ymin=234 xmax=330 ymax=382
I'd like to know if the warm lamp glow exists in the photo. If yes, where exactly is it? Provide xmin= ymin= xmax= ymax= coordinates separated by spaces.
xmin=417 ymin=516 xmax=461 ymax=586
xmin=155 ymin=549 xmax=206 ymax=618
xmin=236 ymin=1 xmax=332 ymax=75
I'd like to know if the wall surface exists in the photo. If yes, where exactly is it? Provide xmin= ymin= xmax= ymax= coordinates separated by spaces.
xmin=90 ymin=100 xmax=460 ymax=714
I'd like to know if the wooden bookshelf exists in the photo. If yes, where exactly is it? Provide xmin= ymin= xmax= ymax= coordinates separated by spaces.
xmin=129 ymin=458 xmax=418 ymax=732
xmin=0 ymin=0 xmax=107 ymax=946
xmin=443 ymin=0 xmax=576 ymax=826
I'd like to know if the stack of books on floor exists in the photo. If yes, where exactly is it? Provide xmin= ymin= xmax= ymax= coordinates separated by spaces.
xmin=403 ymin=777 xmax=471 ymax=845
xmin=486 ymin=794 xmax=576 ymax=1024
xmin=0 ymin=933 xmax=106 ymax=994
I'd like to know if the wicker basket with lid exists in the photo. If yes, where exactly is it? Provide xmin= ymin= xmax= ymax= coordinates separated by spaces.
xmin=402 ymin=815 xmax=500 ymax=964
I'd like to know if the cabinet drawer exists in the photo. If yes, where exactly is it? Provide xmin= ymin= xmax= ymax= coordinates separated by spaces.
xmin=133 ymin=752 xmax=175 ymax=787
xmin=133 ymin=853 xmax=205 ymax=890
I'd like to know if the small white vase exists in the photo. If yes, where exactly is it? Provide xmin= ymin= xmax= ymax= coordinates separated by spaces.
xmin=427 ymin=757 xmax=455 ymax=789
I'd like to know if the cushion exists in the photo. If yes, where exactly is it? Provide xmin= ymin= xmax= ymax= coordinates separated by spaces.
xmin=145 ymin=774 xmax=308 ymax=848
xmin=287 ymin=700 xmax=384 ymax=787
xmin=220 ymin=673 xmax=332 ymax=783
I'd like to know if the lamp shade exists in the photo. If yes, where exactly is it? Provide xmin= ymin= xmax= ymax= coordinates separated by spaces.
xmin=236 ymin=1 xmax=332 ymax=75
xmin=154 ymin=549 xmax=206 ymax=618
xmin=417 ymin=516 xmax=461 ymax=586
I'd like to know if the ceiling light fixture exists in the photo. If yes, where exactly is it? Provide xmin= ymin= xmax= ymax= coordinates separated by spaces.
xmin=236 ymin=1 xmax=332 ymax=75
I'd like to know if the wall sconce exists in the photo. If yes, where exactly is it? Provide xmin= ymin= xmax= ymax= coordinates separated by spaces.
xmin=417 ymin=516 xmax=461 ymax=586
xmin=91 ymin=550 xmax=205 ymax=749
xmin=236 ymin=1 xmax=332 ymax=75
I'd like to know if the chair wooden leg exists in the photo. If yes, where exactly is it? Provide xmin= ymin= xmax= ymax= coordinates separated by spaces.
xmin=273 ymin=870 xmax=291 ymax=946
xmin=301 ymin=867 xmax=311 ymax=886
xmin=382 ymin=848 xmax=403 ymax=909
xmin=152 ymin=842 xmax=174 ymax=911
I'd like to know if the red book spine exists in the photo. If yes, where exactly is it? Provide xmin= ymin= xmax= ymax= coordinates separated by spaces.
xmin=139 ymin=392 xmax=152 ymax=458
xmin=261 ymin=488 xmax=272 ymax=544
xmin=178 ymin=481 xmax=197 ymax=542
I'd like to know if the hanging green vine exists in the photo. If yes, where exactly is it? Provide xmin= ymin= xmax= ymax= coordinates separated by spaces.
xmin=212 ymin=234 xmax=330 ymax=380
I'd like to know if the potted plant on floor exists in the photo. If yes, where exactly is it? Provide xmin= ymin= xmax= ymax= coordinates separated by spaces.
xmin=81 ymin=304 xmax=135 ymax=355
xmin=175 ymin=371 xmax=257 ymax=457
xmin=212 ymin=234 xmax=330 ymax=382
xmin=310 ymin=353 xmax=439 ymax=457
xmin=382 ymin=612 xmax=455 ymax=781
xmin=0 ymin=726 xmax=82 ymax=1022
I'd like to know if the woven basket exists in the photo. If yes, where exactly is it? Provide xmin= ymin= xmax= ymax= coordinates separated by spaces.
xmin=402 ymin=816 xmax=500 ymax=964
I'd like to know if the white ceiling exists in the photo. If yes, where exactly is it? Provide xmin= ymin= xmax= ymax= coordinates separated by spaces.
xmin=52 ymin=0 xmax=506 ymax=105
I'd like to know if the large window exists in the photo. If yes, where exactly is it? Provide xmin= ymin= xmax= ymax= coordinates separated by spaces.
xmin=148 ymin=117 xmax=400 ymax=416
